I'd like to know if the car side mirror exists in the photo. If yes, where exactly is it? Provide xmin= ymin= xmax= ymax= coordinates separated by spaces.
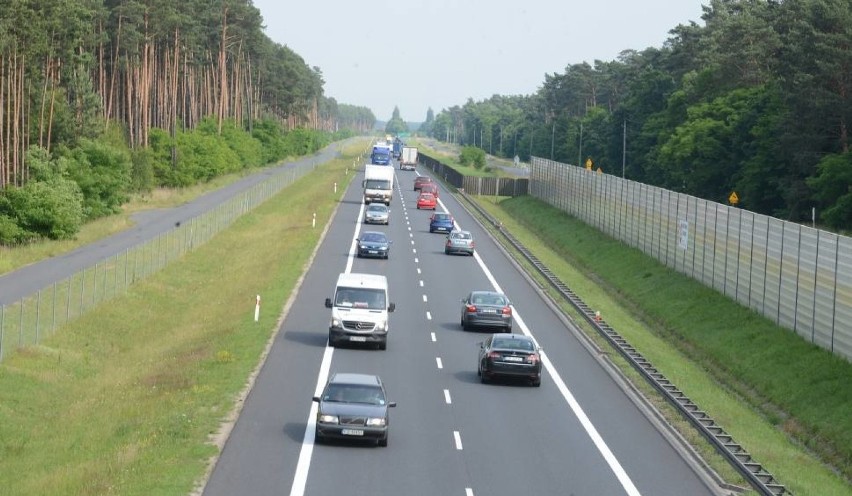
xmin=325 ymin=298 xmax=332 ymax=308
xmin=388 ymin=302 xmax=396 ymax=312
xmin=387 ymin=402 xmax=397 ymax=408
xmin=312 ymin=396 xmax=321 ymax=402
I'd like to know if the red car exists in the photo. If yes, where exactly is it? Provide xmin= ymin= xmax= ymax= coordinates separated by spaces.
xmin=416 ymin=193 xmax=437 ymax=210
xmin=414 ymin=176 xmax=434 ymax=191
xmin=420 ymin=182 xmax=438 ymax=198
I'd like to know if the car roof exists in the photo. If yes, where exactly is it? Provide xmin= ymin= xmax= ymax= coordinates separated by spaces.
xmin=367 ymin=204 xmax=387 ymax=209
xmin=329 ymin=373 xmax=382 ymax=386
xmin=419 ymin=193 xmax=435 ymax=199
xmin=336 ymin=272 xmax=387 ymax=288
xmin=451 ymin=229 xmax=471 ymax=235
xmin=471 ymin=290 xmax=503 ymax=296
xmin=361 ymin=230 xmax=387 ymax=237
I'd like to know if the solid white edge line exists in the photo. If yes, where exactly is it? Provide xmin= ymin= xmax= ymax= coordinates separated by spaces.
xmin=444 ymin=389 xmax=452 ymax=404
xmin=288 ymin=199 xmax=367 ymax=496
xmin=471 ymin=247 xmax=641 ymax=496
xmin=453 ymin=431 xmax=463 ymax=450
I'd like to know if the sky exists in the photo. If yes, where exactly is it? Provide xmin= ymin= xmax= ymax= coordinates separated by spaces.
xmin=252 ymin=0 xmax=708 ymax=122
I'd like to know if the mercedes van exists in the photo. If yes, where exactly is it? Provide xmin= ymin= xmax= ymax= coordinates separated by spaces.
xmin=324 ymin=273 xmax=395 ymax=350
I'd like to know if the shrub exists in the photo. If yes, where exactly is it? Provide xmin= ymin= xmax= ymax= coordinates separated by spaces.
xmin=6 ymin=178 xmax=84 ymax=240
xmin=459 ymin=146 xmax=486 ymax=169
xmin=63 ymin=139 xmax=132 ymax=220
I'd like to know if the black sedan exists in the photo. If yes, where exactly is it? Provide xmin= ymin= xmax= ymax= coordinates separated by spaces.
xmin=356 ymin=231 xmax=391 ymax=259
xmin=478 ymin=333 xmax=542 ymax=387
xmin=461 ymin=290 xmax=513 ymax=331
xmin=313 ymin=373 xmax=397 ymax=446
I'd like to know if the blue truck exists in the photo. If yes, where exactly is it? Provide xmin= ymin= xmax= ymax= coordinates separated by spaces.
xmin=371 ymin=144 xmax=391 ymax=165
xmin=392 ymin=138 xmax=403 ymax=159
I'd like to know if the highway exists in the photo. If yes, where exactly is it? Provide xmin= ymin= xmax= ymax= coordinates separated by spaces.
xmin=202 ymin=161 xmax=723 ymax=496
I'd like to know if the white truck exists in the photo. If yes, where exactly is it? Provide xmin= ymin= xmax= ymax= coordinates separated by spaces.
xmin=363 ymin=164 xmax=394 ymax=205
xmin=400 ymin=146 xmax=418 ymax=171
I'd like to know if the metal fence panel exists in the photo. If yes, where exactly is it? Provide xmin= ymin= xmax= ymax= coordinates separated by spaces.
xmin=813 ymin=232 xmax=838 ymax=349
xmin=529 ymin=156 xmax=852 ymax=361
xmin=795 ymin=227 xmax=819 ymax=340
xmin=834 ymin=236 xmax=852 ymax=358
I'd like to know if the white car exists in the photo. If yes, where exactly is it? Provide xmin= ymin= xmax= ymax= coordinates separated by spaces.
xmin=364 ymin=203 xmax=390 ymax=225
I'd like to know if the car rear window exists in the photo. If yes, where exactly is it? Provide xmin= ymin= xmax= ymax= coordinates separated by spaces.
xmin=492 ymin=338 xmax=534 ymax=351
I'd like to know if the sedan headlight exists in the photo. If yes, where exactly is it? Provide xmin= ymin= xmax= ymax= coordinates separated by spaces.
xmin=366 ymin=417 xmax=386 ymax=427
xmin=331 ymin=318 xmax=340 ymax=327
xmin=377 ymin=320 xmax=388 ymax=332
xmin=318 ymin=414 xmax=339 ymax=424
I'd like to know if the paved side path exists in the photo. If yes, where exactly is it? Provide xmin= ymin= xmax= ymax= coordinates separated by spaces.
xmin=0 ymin=142 xmax=348 ymax=306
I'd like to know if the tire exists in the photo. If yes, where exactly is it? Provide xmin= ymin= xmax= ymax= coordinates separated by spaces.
xmin=480 ymin=371 xmax=490 ymax=384
xmin=462 ymin=318 xmax=469 ymax=331
xmin=445 ymin=248 xmax=450 ymax=255
xmin=378 ymin=435 xmax=388 ymax=447
xmin=315 ymin=428 xmax=324 ymax=443
xmin=531 ymin=377 xmax=541 ymax=387
xmin=378 ymin=341 xmax=387 ymax=350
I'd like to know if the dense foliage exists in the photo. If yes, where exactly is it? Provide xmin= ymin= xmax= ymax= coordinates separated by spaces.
xmin=0 ymin=0 xmax=373 ymax=245
xmin=384 ymin=106 xmax=409 ymax=135
xmin=429 ymin=0 xmax=852 ymax=229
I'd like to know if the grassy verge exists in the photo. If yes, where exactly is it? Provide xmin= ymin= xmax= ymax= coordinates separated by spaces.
xmin=411 ymin=139 xmax=518 ymax=177
xmin=473 ymin=195 xmax=852 ymax=496
xmin=0 ymin=157 xmax=312 ymax=276
xmin=0 ymin=145 xmax=357 ymax=495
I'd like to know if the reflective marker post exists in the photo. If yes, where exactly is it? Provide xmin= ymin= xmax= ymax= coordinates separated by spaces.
xmin=255 ymin=295 xmax=261 ymax=322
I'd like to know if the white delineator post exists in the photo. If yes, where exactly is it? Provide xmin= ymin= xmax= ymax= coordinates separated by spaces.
xmin=334 ymin=182 xmax=338 ymax=193
xmin=312 ymin=213 xmax=316 ymax=228
xmin=255 ymin=295 xmax=261 ymax=322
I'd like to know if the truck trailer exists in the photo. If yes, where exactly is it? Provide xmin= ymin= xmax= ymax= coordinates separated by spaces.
xmin=400 ymin=146 xmax=418 ymax=171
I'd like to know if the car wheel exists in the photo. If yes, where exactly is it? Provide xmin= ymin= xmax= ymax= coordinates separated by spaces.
xmin=444 ymin=248 xmax=450 ymax=255
xmin=462 ymin=319 xmax=469 ymax=331
xmin=378 ymin=341 xmax=387 ymax=350
xmin=314 ymin=428 xmax=324 ymax=444
xmin=480 ymin=371 xmax=490 ymax=384
xmin=378 ymin=435 xmax=388 ymax=447
xmin=531 ymin=377 xmax=541 ymax=387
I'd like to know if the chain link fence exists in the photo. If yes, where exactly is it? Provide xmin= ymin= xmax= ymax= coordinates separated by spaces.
xmin=0 ymin=161 xmax=317 ymax=363
xmin=531 ymin=157 xmax=852 ymax=361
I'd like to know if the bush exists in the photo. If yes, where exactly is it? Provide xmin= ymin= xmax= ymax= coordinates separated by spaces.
xmin=63 ymin=139 xmax=132 ymax=220
xmin=5 ymin=178 xmax=84 ymax=240
xmin=0 ymin=213 xmax=35 ymax=245
xmin=459 ymin=146 xmax=486 ymax=169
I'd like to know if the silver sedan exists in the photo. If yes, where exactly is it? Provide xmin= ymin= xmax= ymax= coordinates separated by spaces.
xmin=364 ymin=204 xmax=390 ymax=225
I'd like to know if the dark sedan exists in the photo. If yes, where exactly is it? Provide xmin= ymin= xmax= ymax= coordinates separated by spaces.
xmin=478 ymin=333 xmax=542 ymax=387
xmin=356 ymin=231 xmax=391 ymax=259
xmin=313 ymin=373 xmax=397 ymax=446
xmin=461 ymin=290 xmax=513 ymax=331
xmin=429 ymin=212 xmax=454 ymax=233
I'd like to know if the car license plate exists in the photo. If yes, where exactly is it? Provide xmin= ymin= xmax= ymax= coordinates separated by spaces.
xmin=368 ymin=250 xmax=378 ymax=254
xmin=481 ymin=308 xmax=497 ymax=314
xmin=503 ymin=356 xmax=524 ymax=362
xmin=341 ymin=429 xmax=364 ymax=436
xmin=350 ymin=336 xmax=367 ymax=342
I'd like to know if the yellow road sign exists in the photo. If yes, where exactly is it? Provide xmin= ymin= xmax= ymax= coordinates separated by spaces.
xmin=585 ymin=158 xmax=593 ymax=170
xmin=729 ymin=191 xmax=739 ymax=205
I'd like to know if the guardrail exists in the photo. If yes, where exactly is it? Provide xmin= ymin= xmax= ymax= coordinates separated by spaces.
xmin=456 ymin=190 xmax=790 ymax=496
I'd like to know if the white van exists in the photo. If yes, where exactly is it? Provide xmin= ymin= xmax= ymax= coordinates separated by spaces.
xmin=324 ymin=273 xmax=395 ymax=350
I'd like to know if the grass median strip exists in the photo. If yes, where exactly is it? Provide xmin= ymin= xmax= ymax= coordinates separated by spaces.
xmin=0 ymin=145 xmax=360 ymax=495
xmin=473 ymin=195 xmax=852 ymax=496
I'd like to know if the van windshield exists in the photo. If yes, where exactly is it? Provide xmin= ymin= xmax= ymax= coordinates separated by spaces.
xmin=364 ymin=180 xmax=390 ymax=190
xmin=335 ymin=287 xmax=386 ymax=310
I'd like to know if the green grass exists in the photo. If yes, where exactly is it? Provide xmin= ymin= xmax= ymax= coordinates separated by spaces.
xmin=0 ymin=165 xmax=289 ymax=276
xmin=411 ymin=139 xmax=519 ymax=178
xmin=473 ymin=195 xmax=852 ymax=496
xmin=0 ymin=143 xmax=361 ymax=495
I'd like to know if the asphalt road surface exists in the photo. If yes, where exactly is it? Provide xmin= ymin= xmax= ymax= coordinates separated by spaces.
xmin=201 ymin=160 xmax=724 ymax=496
